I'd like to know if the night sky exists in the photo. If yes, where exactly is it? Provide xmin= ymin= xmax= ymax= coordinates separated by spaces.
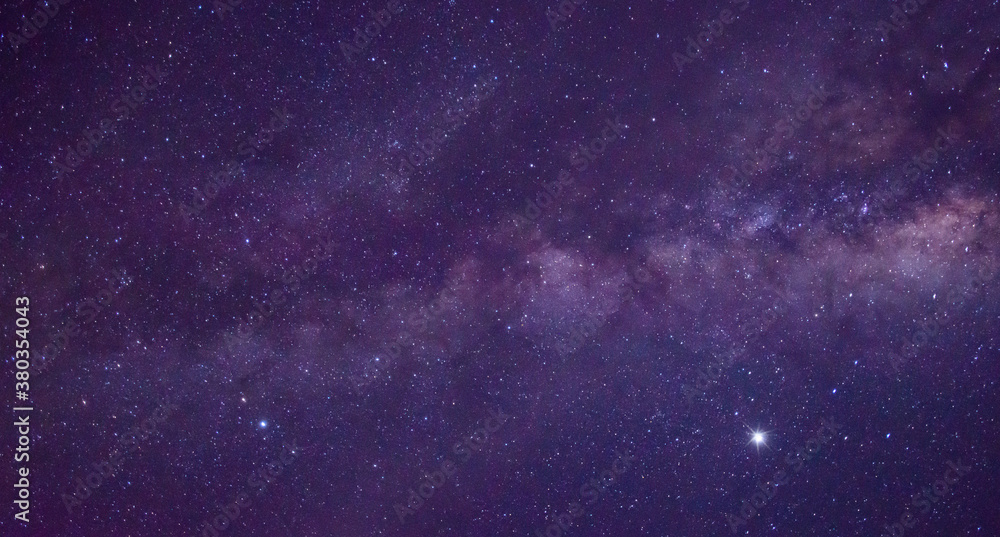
xmin=2 ymin=0 xmax=1000 ymax=536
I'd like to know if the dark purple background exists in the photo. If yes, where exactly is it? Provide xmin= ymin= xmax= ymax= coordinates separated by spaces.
xmin=1 ymin=0 xmax=999 ymax=536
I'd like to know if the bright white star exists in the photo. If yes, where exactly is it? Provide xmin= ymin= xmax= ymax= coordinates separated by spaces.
xmin=745 ymin=425 xmax=770 ymax=452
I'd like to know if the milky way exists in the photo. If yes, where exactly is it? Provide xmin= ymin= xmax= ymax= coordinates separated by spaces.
xmin=1 ymin=1 xmax=999 ymax=536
